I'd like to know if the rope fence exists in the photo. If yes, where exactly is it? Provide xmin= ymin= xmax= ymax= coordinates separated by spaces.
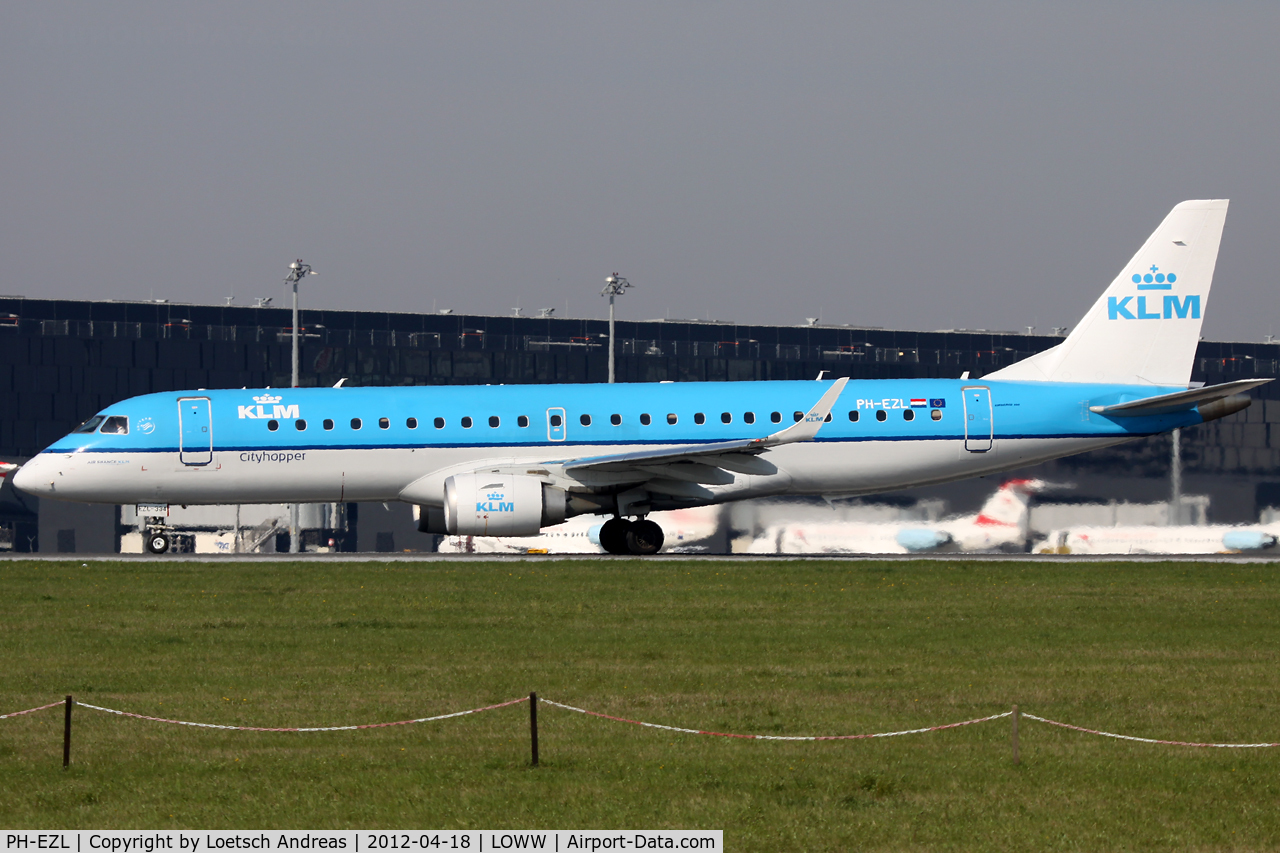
xmin=0 ymin=700 xmax=63 ymax=720
xmin=539 ymin=698 xmax=1012 ymax=741
xmin=74 ymin=696 xmax=529 ymax=732
xmin=6 ymin=694 xmax=1280 ymax=769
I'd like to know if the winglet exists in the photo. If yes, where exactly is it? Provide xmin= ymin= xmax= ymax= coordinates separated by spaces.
xmin=757 ymin=377 xmax=848 ymax=447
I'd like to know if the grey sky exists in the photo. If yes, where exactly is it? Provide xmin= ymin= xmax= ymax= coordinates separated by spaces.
xmin=3 ymin=2 xmax=1278 ymax=340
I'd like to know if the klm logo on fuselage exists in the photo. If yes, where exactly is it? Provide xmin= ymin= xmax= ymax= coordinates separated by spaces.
xmin=237 ymin=393 xmax=300 ymax=420
xmin=478 ymin=491 xmax=515 ymax=513
xmin=1108 ymin=266 xmax=1199 ymax=320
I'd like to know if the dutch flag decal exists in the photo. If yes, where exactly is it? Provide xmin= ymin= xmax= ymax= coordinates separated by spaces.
xmin=910 ymin=398 xmax=927 ymax=408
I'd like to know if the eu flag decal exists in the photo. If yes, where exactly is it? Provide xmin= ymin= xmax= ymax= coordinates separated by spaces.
xmin=929 ymin=398 xmax=946 ymax=408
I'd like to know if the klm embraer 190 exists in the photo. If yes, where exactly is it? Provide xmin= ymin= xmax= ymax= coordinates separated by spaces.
xmin=14 ymin=200 xmax=1270 ymax=554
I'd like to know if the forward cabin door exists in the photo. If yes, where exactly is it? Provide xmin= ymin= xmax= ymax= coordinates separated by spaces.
xmin=962 ymin=386 xmax=993 ymax=452
xmin=178 ymin=397 xmax=213 ymax=466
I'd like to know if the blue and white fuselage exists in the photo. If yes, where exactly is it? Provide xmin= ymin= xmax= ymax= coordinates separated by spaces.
xmin=12 ymin=378 xmax=1224 ymax=507
xmin=12 ymin=199 xmax=1269 ymax=553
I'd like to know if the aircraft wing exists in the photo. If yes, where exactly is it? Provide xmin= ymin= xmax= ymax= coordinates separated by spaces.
xmin=1089 ymin=378 xmax=1272 ymax=417
xmin=558 ymin=377 xmax=848 ymax=485
xmin=399 ymin=379 xmax=848 ymax=505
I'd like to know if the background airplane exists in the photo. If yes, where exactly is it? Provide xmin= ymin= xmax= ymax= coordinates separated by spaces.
xmin=1034 ymin=525 xmax=1277 ymax=555
xmin=435 ymin=505 xmax=722 ymax=555
xmin=746 ymin=479 xmax=1046 ymax=554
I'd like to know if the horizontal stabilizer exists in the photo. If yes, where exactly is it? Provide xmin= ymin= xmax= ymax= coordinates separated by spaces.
xmin=1088 ymin=379 xmax=1272 ymax=417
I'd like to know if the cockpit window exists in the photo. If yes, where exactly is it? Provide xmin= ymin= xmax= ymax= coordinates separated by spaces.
xmin=100 ymin=416 xmax=129 ymax=435
xmin=74 ymin=416 xmax=105 ymax=434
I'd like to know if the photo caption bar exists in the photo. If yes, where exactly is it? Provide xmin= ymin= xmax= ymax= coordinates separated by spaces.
xmin=1 ymin=832 xmax=723 ymax=853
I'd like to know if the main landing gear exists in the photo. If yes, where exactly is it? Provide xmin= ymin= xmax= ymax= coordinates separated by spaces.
xmin=143 ymin=516 xmax=172 ymax=554
xmin=598 ymin=517 xmax=665 ymax=556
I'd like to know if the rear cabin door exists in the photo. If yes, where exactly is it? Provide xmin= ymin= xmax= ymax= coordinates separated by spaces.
xmin=178 ymin=397 xmax=213 ymax=465
xmin=962 ymin=386 xmax=993 ymax=452
xmin=547 ymin=407 xmax=566 ymax=442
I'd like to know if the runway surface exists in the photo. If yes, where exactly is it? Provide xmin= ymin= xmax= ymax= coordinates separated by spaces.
xmin=3 ymin=552 xmax=1280 ymax=564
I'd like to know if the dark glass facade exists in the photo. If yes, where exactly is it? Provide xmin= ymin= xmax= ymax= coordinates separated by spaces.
xmin=3 ymin=295 xmax=1278 ymax=464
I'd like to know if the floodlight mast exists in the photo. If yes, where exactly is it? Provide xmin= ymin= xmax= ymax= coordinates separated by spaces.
xmin=601 ymin=273 xmax=632 ymax=384
xmin=284 ymin=259 xmax=317 ymax=553
xmin=285 ymin=260 xmax=316 ymax=388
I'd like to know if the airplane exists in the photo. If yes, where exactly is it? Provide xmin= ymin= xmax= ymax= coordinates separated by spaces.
xmin=1034 ymin=525 xmax=1278 ymax=555
xmin=747 ymin=478 xmax=1045 ymax=554
xmin=13 ymin=199 xmax=1271 ymax=555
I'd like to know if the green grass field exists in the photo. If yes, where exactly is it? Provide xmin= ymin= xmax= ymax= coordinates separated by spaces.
xmin=4 ymin=558 xmax=1280 ymax=850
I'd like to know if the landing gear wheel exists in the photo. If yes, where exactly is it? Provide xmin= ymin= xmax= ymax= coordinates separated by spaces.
xmin=626 ymin=519 xmax=665 ymax=555
xmin=145 ymin=532 xmax=170 ymax=554
xmin=598 ymin=517 xmax=632 ymax=555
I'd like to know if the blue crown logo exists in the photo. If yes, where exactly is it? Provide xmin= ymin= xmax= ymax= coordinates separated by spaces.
xmin=487 ymin=492 xmax=504 ymax=501
xmin=1131 ymin=265 xmax=1176 ymax=290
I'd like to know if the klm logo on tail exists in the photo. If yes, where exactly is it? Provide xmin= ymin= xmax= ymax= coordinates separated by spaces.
xmin=1108 ymin=266 xmax=1199 ymax=320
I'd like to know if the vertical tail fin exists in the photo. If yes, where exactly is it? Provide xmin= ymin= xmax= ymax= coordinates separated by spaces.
xmin=988 ymin=199 xmax=1228 ymax=386
xmin=972 ymin=479 xmax=1043 ymax=529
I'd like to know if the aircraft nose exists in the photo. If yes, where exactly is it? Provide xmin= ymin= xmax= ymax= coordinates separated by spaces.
xmin=12 ymin=457 xmax=54 ymax=497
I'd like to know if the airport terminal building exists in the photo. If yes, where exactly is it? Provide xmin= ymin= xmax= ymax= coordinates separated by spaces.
xmin=2 ymin=296 xmax=1278 ymax=552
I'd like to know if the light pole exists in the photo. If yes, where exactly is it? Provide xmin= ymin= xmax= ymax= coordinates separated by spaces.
xmin=286 ymin=260 xmax=316 ymax=388
xmin=601 ymin=273 xmax=632 ymax=384
xmin=284 ymin=259 xmax=317 ymax=553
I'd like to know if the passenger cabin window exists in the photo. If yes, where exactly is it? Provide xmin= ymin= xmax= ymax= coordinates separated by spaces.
xmin=461 ymin=417 xmax=473 ymax=429
xmin=75 ymin=416 xmax=105 ymax=434
xmin=549 ymin=414 xmax=563 ymax=427
xmin=379 ymin=418 xmax=390 ymax=429
xmin=295 ymin=419 xmax=307 ymax=430
xmin=744 ymin=412 xmax=755 ymax=424
xmin=667 ymin=413 xmax=678 ymax=425
xmin=640 ymin=413 xmax=652 ymax=425
xmin=848 ymin=410 xmax=859 ymax=422
xmin=771 ymin=412 xmax=782 ymax=424
xmin=323 ymin=419 xmax=334 ymax=430
xmin=903 ymin=410 xmax=914 ymax=421
xmin=931 ymin=409 xmax=943 ymax=421
xmin=694 ymin=413 xmax=705 ymax=425
xmin=876 ymin=410 xmax=887 ymax=422
xmin=793 ymin=411 xmax=804 ymax=423
xmin=721 ymin=412 xmax=732 ymax=424
xmin=100 ymin=416 xmax=129 ymax=435
xmin=268 ymin=420 xmax=279 ymax=431
xmin=517 ymin=415 xmax=529 ymax=428
xmin=434 ymin=417 xmax=445 ymax=429
xmin=610 ymin=414 xmax=622 ymax=426
xmin=489 ymin=416 xmax=500 ymax=428
xmin=824 ymin=413 xmax=832 ymax=422
xmin=351 ymin=418 xmax=362 ymax=429
xmin=406 ymin=417 xmax=418 ymax=429
xmin=580 ymin=414 xmax=592 ymax=426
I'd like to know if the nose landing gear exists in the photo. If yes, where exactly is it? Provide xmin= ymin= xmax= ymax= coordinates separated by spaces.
xmin=598 ymin=517 xmax=665 ymax=555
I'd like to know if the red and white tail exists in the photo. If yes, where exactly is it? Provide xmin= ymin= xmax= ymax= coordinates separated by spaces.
xmin=972 ymin=479 xmax=1045 ymax=529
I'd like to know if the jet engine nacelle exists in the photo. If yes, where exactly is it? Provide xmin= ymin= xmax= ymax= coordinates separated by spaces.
xmin=443 ymin=472 xmax=566 ymax=536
